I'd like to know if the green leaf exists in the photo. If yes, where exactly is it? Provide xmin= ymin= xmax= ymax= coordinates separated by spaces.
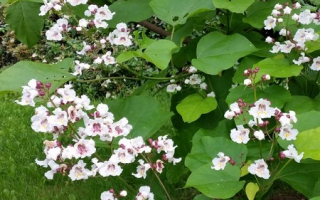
xmin=185 ymin=163 xmax=245 ymax=199
xmin=192 ymin=32 xmax=256 ymax=75
xmin=213 ymin=0 xmax=254 ymax=13
xmin=233 ymin=56 xmax=262 ymax=84
xmin=284 ymin=96 xmax=320 ymax=114
xmin=245 ymin=182 xmax=259 ymax=200
xmin=295 ymin=111 xmax=320 ymax=132
xmin=295 ymin=127 xmax=320 ymax=160
xmin=279 ymin=161 xmax=320 ymax=198
xmin=116 ymin=51 xmax=140 ymax=63
xmin=306 ymin=39 xmax=320 ymax=53
xmin=193 ymin=194 xmax=212 ymax=200
xmin=185 ymin=135 xmax=247 ymax=171
xmin=106 ymin=95 xmax=173 ymax=139
xmin=242 ymin=0 xmax=287 ymax=29
xmin=6 ymin=0 xmax=44 ymax=48
xmin=149 ymin=0 xmax=214 ymax=26
xmin=116 ymin=40 xmax=178 ymax=70
xmin=0 ymin=59 xmax=74 ymax=94
xmin=253 ymin=56 xmax=303 ymax=82
xmin=108 ymin=0 xmax=154 ymax=28
xmin=226 ymin=85 xmax=291 ymax=108
xmin=142 ymin=40 xmax=178 ymax=70
xmin=176 ymin=93 xmax=217 ymax=123
xmin=240 ymin=160 xmax=252 ymax=177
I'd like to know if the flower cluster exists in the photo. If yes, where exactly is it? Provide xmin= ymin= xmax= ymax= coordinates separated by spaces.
xmin=221 ymin=96 xmax=304 ymax=178
xmin=16 ymin=79 xmax=180 ymax=199
xmin=166 ymin=66 xmax=215 ymax=98
xmin=264 ymin=3 xmax=320 ymax=71
xmin=211 ymin=69 xmax=305 ymax=179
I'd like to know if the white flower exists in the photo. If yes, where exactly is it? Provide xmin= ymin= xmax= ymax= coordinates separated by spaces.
xmin=278 ymin=124 xmax=299 ymax=140
xmin=67 ymin=0 xmax=87 ymax=6
xmin=230 ymin=125 xmax=250 ymax=144
xmin=292 ymin=13 xmax=299 ymax=21
xmin=188 ymin=66 xmax=197 ymax=73
xmin=298 ymin=9 xmax=316 ymax=25
xmin=279 ymin=28 xmax=288 ymax=36
xmin=101 ymin=51 xmax=116 ymax=65
xmin=98 ymin=159 xmax=123 ymax=177
xmin=166 ymin=84 xmax=178 ymax=93
xmin=46 ymin=25 xmax=62 ymax=41
xmin=265 ymin=36 xmax=274 ymax=43
xmin=200 ymin=82 xmax=208 ymax=90
xmin=249 ymin=98 xmax=275 ymax=121
xmin=248 ymin=159 xmax=270 ymax=179
xmin=270 ymin=42 xmax=281 ymax=53
xmin=207 ymin=91 xmax=215 ymax=98
xmin=279 ymin=40 xmax=295 ymax=53
xmin=188 ymin=74 xmax=202 ymax=85
xmin=274 ymin=3 xmax=283 ymax=10
xmin=254 ymin=130 xmax=265 ymax=140
xmin=310 ymin=57 xmax=320 ymax=71
xmin=95 ymin=5 xmax=115 ymax=20
xmin=136 ymin=186 xmax=154 ymax=200
xmin=78 ymin=19 xmax=88 ymax=27
xmin=132 ymin=159 xmax=151 ymax=179
xmin=244 ymin=78 xmax=252 ymax=86
xmin=119 ymin=190 xmax=127 ymax=197
xmin=264 ymin=16 xmax=277 ymax=30
xmin=73 ymin=139 xmax=96 ymax=158
xmin=211 ymin=152 xmax=230 ymax=170
xmin=44 ymin=160 xmax=60 ymax=179
xmin=57 ymin=84 xmax=76 ymax=103
xmin=283 ymin=144 xmax=304 ymax=163
xmin=293 ymin=2 xmax=301 ymax=9
xmin=100 ymin=191 xmax=116 ymax=200
xmin=224 ymin=102 xmax=241 ymax=119
xmin=283 ymin=6 xmax=292 ymax=15
xmin=69 ymin=160 xmax=90 ymax=181
xmin=293 ymin=52 xmax=310 ymax=65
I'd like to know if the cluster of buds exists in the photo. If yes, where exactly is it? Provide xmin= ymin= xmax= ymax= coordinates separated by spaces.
xmin=243 ymin=67 xmax=270 ymax=86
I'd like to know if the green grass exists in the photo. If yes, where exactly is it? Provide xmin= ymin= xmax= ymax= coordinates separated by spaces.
xmin=0 ymin=95 xmax=116 ymax=200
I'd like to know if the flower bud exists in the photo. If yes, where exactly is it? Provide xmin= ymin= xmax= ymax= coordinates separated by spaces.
xmin=45 ymin=83 xmax=51 ymax=88
xmin=262 ymin=74 xmax=271 ymax=81
xmin=244 ymin=79 xmax=252 ymax=86
xmin=119 ymin=190 xmax=127 ymax=197
xmin=279 ymin=151 xmax=286 ymax=159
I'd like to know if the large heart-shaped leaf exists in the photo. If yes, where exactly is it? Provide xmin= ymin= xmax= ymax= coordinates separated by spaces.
xmin=6 ymin=0 xmax=44 ymax=48
xmin=117 ymin=39 xmax=178 ymax=70
xmin=185 ymin=131 xmax=247 ymax=198
xmin=192 ymin=32 xmax=256 ymax=75
xmin=186 ymin=135 xmax=247 ymax=171
xmin=109 ymin=0 xmax=154 ymax=28
xmin=279 ymin=161 xmax=320 ymax=198
xmin=176 ymin=93 xmax=217 ymax=123
xmin=106 ymin=95 xmax=173 ymax=139
xmin=0 ymin=59 xmax=74 ymax=94
xmin=295 ymin=127 xmax=320 ymax=160
xmin=185 ymin=163 xmax=245 ymax=199
xmin=150 ymin=0 xmax=214 ymax=26
xmin=213 ymin=0 xmax=255 ymax=13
